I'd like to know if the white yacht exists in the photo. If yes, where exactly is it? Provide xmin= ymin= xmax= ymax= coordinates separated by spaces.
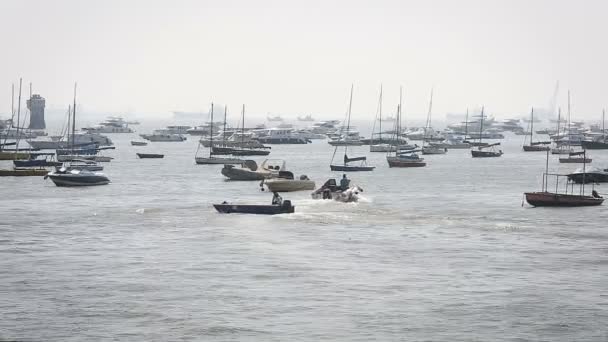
xmin=82 ymin=116 xmax=133 ymax=133
xmin=28 ymin=132 xmax=113 ymax=149
xmin=140 ymin=130 xmax=187 ymax=142
xmin=254 ymin=128 xmax=310 ymax=144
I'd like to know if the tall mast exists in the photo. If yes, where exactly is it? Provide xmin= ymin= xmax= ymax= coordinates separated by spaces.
xmin=464 ymin=108 xmax=469 ymax=137
xmin=379 ymin=85 xmax=382 ymax=143
xmin=567 ymin=90 xmax=571 ymax=150
xmin=479 ymin=106 xmax=484 ymax=144
xmin=72 ymin=83 xmax=77 ymax=154
xmin=397 ymin=86 xmax=402 ymax=153
xmin=241 ymin=104 xmax=245 ymax=148
xmin=15 ymin=79 xmax=23 ymax=151
xmin=344 ymin=84 xmax=354 ymax=160
xmin=423 ymin=88 xmax=434 ymax=147
xmin=556 ymin=107 xmax=561 ymax=148
xmin=222 ymin=106 xmax=228 ymax=146
xmin=530 ymin=107 xmax=534 ymax=144
xmin=602 ymin=109 xmax=605 ymax=141
xmin=209 ymin=103 xmax=214 ymax=158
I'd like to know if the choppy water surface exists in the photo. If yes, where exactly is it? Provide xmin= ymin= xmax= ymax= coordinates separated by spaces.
xmin=1 ymin=133 xmax=607 ymax=341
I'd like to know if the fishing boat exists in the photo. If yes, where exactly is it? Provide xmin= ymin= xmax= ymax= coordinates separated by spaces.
xmin=329 ymin=86 xmax=374 ymax=172
xmin=45 ymin=168 xmax=110 ymax=186
xmin=559 ymin=151 xmax=592 ymax=164
xmin=311 ymin=178 xmax=364 ymax=203
xmin=525 ymin=151 xmax=603 ymax=207
xmin=522 ymin=108 xmax=551 ymax=151
xmin=581 ymin=110 xmax=608 ymax=149
xmin=213 ymin=200 xmax=295 ymax=215
xmin=471 ymin=107 xmax=503 ymax=158
xmin=421 ymin=88 xmax=447 ymax=155
xmin=137 ymin=153 xmax=164 ymax=159
xmin=261 ymin=171 xmax=315 ymax=192
xmin=131 ymin=141 xmax=148 ymax=146
xmin=221 ymin=159 xmax=286 ymax=181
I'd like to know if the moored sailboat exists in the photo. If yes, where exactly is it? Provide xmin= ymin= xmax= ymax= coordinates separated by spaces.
xmin=329 ymin=85 xmax=374 ymax=172
xmin=386 ymin=87 xmax=427 ymax=167
xmin=195 ymin=104 xmax=246 ymax=165
xmin=471 ymin=107 xmax=503 ymax=158
xmin=522 ymin=108 xmax=550 ymax=151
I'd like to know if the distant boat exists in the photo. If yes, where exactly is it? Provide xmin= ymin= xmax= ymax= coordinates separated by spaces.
xmin=267 ymin=114 xmax=283 ymax=122
xmin=262 ymin=172 xmax=315 ymax=192
xmin=130 ymin=141 xmax=147 ymax=146
xmin=386 ymin=87 xmax=427 ymax=168
xmin=140 ymin=132 xmax=186 ymax=142
xmin=137 ymin=153 xmax=164 ymax=159
xmin=221 ymin=159 xmax=286 ymax=181
xmin=581 ymin=109 xmax=608 ymax=150
xmin=45 ymin=168 xmax=110 ymax=186
xmin=421 ymin=88 xmax=447 ymax=155
xmin=330 ymin=85 xmax=374 ymax=172
xmin=559 ymin=151 xmax=592 ymax=164
xmin=471 ymin=107 xmax=503 ymax=158
xmin=297 ymin=114 xmax=314 ymax=121
xmin=195 ymin=104 xmax=246 ymax=165
xmin=525 ymin=151 xmax=603 ymax=207
xmin=522 ymin=108 xmax=550 ymax=151
xmin=567 ymin=166 xmax=608 ymax=184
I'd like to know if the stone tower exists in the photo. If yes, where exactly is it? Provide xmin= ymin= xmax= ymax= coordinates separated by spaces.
xmin=27 ymin=94 xmax=46 ymax=129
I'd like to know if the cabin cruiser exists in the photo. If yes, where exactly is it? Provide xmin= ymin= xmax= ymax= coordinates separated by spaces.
xmin=140 ymin=130 xmax=187 ymax=142
xmin=28 ymin=132 xmax=113 ymax=149
xmin=254 ymin=128 xmax=310 ymax=144
xmin=221 ymin=159 xmax=286 ymax=180
xmin=567 ymin=166 xmax=608 ymax=184
xmin=404 ymin=127 xmax=444 ymax=141
xmin=261 ymin=171 xmax=315 ymax=192
xmin=45 ymin=168 xmax=110 ymax=186
xmin=310 ymin=120 xmax=340 ymax=135
xmin=491 ymin=119 xmax=524 ymax=133
xmin=187 ymin=122 xmax=222 ymax=136
xmin=311 ymin=178 xmax=363 ymax=203
xmin=82 ymin=116 xmax=133 ymax=133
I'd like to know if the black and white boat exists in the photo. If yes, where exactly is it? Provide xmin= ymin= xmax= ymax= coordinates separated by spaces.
xmin=567 ymin=166 xmax=608 ymax=184
xmin=45 ymin=168 xmax=110 ymax=186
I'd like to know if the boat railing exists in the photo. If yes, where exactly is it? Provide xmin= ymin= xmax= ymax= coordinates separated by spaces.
xmin=542 ymin=172 xmax=596 ymax=196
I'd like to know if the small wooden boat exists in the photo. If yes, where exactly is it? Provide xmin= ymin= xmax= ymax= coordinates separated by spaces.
xmin=137 ymin=153 xmax=164 ymax=159
xmin=524 ymin=150 xmax=603 ymax=207
xmin=525 ymin=192 xmax=603 ymax=207
xmin=130 ymin=141 xmax=148 ymax=146
xmin=213 ymin=200 xmax=295 ymax=215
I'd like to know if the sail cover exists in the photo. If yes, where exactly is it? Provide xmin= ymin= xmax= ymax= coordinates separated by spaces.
xmin=344 ymin=155 xmax=366 ymax=163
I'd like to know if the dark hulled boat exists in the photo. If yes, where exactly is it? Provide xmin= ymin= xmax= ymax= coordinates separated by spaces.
xmin=559 ymin=151 xmax=591 ymax=164
xmin=471 ymin=143 xmax=503 ymax=158
xmin=137 ymin=153 xmax=164 ymax=159
xmin=567 ymin=167 xmax=608 ymax=184
xmin=581 ymin=140 xmax=608 ymax=149
xmin=213 ymin=200 xmax=295 ymax=215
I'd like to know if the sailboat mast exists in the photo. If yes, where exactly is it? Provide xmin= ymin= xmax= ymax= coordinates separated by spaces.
xmin=424 ymin=88 xmax=434 ymax=146
xmin=209 ymin=103 xmax=214 ymax=158
xmin=465 ymin=108 xmax=469 ymax=138
xmin=567 ymin=90 xmax=571 ymax=151
xmin=530 ymin=108 xmax=534 ymax=144
xmin=241 ymin=104 xmax=245 ymax=147
xmin=344 ymin=84 xmax=354 ymax=161
xmin=556 ymin=107 xmax=561 ymax=147
xmin=479 ymin=107 xmax=484 ymax=144
xmin=71 ymin=83 xmax=77 ymax=154
xmin=398 ymin=86 xmax=403 ymax=154
xmin=222 ymin=106 xmax=228 ymax=146
xmin=15 ymin=79 xmax=23 ymax=152
xmin=379 ymin=85 xmax=382 ymax=143
xmin=602 ymin=109 xmax=605 ymax=141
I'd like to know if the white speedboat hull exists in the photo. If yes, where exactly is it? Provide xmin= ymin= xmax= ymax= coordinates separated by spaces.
xmin=264 ymin=179 xmax=315 ymax=192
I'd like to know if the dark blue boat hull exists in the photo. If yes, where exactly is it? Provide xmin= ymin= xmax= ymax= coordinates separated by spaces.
xmin=330 ymin=165 xmax=375 ymax=172
xmin=213 ymin=202 xmax=295 ymax=215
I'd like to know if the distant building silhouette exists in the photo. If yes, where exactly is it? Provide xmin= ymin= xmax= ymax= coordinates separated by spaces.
xmin=27 ymin=94 xmax=45 ymax=129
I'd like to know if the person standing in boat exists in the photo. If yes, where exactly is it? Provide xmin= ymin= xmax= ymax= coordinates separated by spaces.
xmin=340 ymin=174 xmax=350 ymax=191
xmin=272 ymin=192 xmax=283 ymax=205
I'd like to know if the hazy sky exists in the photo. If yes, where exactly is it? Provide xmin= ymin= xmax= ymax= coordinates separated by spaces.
xmin=1 ymin=0 xmax=607 ymax=122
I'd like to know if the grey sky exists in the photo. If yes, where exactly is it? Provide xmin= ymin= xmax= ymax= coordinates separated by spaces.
xmin=1 ymin=0 xmax=606 ymax=122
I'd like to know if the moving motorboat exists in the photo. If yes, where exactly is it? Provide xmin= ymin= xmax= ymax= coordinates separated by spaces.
xmin=213 ymin=200 xmax=295 ymax=215
xmin=262 ymin=171 xmax=315 ymax=192
xmin=311 ymin=178 xmax=363 ymax=203
xmin=45 ymin=168 xmax=110 ymax=186
xmin=221 ymin=159 xmax=286 ymax=181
